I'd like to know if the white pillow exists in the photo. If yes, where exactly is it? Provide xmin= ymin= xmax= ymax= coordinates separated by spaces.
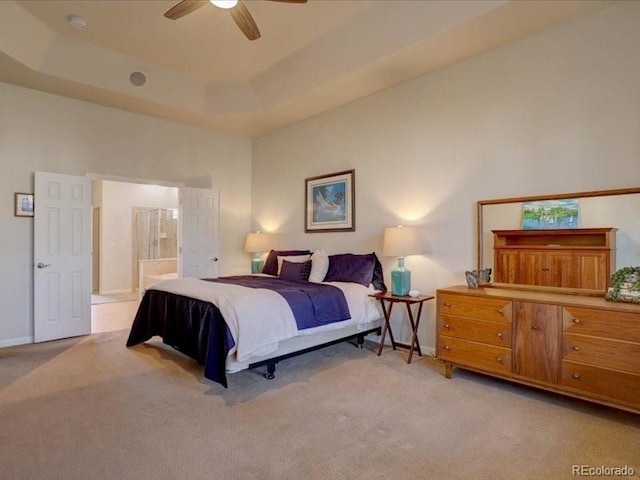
xmin=277 ymin=254 xmax=311 ymax=275
xmin=308 ymin=249 xmax=329 ymax=283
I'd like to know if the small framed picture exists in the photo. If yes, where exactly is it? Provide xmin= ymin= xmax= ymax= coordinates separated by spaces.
xmin=305 ymin=169 xmax=355 ymax=233
xmin=15 ymin=192 xmax=34 ymax=217
xmin=521 ymin=199 xmax=579 ymax=229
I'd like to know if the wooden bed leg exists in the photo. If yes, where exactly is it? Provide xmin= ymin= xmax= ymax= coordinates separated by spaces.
xmin=264 ymin=362 xmax=276 ymax=380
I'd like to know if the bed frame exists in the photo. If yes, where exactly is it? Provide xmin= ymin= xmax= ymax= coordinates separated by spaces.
xmin=249 ymin=325 xmax=382 ymax=379
xmin=127 ymin=288 xmax=383 ymax=387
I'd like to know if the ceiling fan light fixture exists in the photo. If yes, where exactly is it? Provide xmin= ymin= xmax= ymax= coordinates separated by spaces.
xmin=210 ymin=0 xmax=238 ymax=9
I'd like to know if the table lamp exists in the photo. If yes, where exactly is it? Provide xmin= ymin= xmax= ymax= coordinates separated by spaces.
xmin=244 ymin=231 xmax=271 ymax=274
xmin=383 ymin=225 xmax=422 ymax=296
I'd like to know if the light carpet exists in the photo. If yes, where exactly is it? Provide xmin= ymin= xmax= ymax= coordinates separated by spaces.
xmin=0 ymin=330 xmax=638 ymax=480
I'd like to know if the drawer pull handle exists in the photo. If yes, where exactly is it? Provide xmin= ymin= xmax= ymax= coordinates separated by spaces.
xmin=531 ymin=325 xmax=540 ymax=331
xmin=444 ymin=346 xmax=451 ymax=351
xmin=444 ymin=324 xmax=451 ymax=330
xmin=444 ymin=302 xmax=451 ymax=308
xmin=497 ymin=332 xmax=503 ymax=338
xmin=496 ymin=309 xmax=504 ymax=316
xmin=572 ymin=373 xmax=581 ymax=380
xmin=496 ymin=357 xmax=503 ymax=364
xmin=573 ymin=318 xmax=581 ymax=324
xmin=573 ymin=346 xmax=580 ymax=351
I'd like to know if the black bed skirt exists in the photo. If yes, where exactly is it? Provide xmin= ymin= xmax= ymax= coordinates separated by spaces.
xmin=126 ymin=289 xmax=234 ymax=387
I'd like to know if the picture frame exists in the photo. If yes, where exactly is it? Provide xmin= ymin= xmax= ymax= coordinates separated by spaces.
xmin=14 ymin=192 xmax=34 ymax=217
xmin=522 ymin=199 xmax=579 ymax=229
xmin=305 ymin=169 xmax=355 ymax=232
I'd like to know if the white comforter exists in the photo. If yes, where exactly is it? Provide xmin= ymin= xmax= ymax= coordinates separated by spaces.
xmin=148 ymin=277 xmax=381 ymax=363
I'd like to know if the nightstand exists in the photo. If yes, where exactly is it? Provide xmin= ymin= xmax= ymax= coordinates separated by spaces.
xmin=369 ymin=292 xmax=435 ymax=364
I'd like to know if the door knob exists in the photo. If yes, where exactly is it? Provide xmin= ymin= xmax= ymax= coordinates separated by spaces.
xmin=36 ymin=262 xmax=51 ymax=269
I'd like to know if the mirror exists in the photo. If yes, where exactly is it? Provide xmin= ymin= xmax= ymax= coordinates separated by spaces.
xmin=477 ymin=187 xmax=640 ymax=293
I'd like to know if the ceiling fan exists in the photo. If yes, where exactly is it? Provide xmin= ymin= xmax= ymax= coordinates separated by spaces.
xmin=164 ymin=0 xmax=308 ymax=41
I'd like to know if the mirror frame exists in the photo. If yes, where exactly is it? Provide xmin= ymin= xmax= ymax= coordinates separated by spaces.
xmin=476 ymin=187 xmax=640 ymax=273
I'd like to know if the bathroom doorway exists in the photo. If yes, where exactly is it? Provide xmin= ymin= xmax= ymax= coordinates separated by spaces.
xmin=90 ymin=179 xmax=179 ymax=333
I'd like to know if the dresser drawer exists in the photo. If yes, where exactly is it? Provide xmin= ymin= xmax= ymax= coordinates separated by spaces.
xmin=438 ymin=335 xmax=511 ymax=375
xmin=438 ymin=293 xmax=512 ymax=323
xmin=563 ymin=306 xmax=640 ymax=343
xmin=563 ymin=334 xmax=640 ymax=374
xmin=439 ymin=315 xmax=511 ymax=348
xmin=562 ymin=361 xmax=640 ymax=407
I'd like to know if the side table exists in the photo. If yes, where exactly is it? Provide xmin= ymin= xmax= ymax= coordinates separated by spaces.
xmin=369 ymin=292 xmax=435 ymax=364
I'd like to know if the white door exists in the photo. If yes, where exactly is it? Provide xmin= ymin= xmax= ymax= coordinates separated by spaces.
xmin=34 ymin=172 xmax=92 ymax=342
xmin=180 ymin=187 xmax=220 ymax=278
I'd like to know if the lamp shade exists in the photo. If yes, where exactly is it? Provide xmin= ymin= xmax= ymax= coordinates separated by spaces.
xmin=383 ymin=225 xmax=422 ymax=257
xmin=244 ymin=232 xmax=271 ymax=253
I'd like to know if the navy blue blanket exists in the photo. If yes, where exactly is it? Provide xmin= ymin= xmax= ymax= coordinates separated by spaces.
xmin=203 ymin=276 xmax=351 ymax=330
xmin=126 ymin=290 xmax=235 ymax=388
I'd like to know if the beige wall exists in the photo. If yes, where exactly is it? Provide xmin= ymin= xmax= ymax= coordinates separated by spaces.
xmin=252 ymin=2 xmax=640 ymax=352
xmin=0 ymin=83 xmax=252 ymax=346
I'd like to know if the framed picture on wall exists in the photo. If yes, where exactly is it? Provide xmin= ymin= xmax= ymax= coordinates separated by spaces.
xmin=305 ymin=169 xmax=355 ymax=232
xmin=14 ymin=192 xmax=34 ymax=217
xmin=521 ymin=199 xmax=579 ymax=229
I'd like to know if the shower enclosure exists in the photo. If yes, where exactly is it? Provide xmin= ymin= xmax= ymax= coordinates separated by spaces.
xmin=132 ymin=207 xmax=178 ymax=290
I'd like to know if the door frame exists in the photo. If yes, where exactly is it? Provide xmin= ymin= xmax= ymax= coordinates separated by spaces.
xmin=92 ymin=205 xmax=101 ymax=294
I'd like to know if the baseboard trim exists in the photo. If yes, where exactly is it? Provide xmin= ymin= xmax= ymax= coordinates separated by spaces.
xmin=0 ymin=336 xmax=33 ymax=348
xmin=97 ymin=289 xmax=132 ymax=295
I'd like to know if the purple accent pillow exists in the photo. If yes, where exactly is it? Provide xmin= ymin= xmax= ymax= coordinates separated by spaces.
xmin=324 ymin=253 xmax=376 ymax=287
xmin=371 ymin=252 xmax=387 ymax=292
xmin=279 ymin=260 xmax=312 ymax=281
xmin=262 ymin=249 xmax=311 ymax=276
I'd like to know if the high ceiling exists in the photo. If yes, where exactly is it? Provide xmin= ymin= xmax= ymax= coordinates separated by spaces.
xmin=0 ymin=0 xmax=606 ymax=138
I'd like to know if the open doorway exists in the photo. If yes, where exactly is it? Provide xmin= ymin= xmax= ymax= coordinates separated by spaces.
xmin=91 ymin=179 xmax=179 ymax=333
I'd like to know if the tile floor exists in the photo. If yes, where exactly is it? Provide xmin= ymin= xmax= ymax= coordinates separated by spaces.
xmin=91 ymin=300 xmax=140 ymax=334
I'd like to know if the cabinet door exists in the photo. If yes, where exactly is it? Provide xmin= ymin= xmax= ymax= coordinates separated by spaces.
xmin=573 ymin=252 xmax=608 ymax=290
xmin=518 ymin=251 xmax=546 ymax=286
xmin=494 ymin=250 xmax=519 ymax=284
xmin=548 ymin=251 xmax=573 ymax=288
xmin=513 ymin=302 xmax=561 ymax=384
xmin=518 ymin=251 xmax=572 ymax=287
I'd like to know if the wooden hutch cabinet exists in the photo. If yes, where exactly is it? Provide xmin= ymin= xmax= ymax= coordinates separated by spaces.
xmin=436 ymin=286 xmax=640 ymax=413
xmin=493 ymin=228 xmax=616 ymax=290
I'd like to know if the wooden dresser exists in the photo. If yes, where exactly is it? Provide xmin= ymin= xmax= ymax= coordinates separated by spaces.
xmin=492 ymin=228 xmax=616 ymax=290
xmin=436 ymin=285 xmax=640 ymax=413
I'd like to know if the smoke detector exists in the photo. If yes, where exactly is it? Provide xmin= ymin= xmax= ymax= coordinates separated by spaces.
xmin=68 ymin=15 xmax=87 ymax=30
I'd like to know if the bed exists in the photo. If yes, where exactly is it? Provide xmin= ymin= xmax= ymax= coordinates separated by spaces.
xmin=126 ymin=250 xmax=386 ymax=387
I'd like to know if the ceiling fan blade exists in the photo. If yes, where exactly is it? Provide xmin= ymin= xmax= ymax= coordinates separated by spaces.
xmin=229 ymin=2 xmax=261 ymax=41
xmin=164 ymin=0 xmax=209 ymax=20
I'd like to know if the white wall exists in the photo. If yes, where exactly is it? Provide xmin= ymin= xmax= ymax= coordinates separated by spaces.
xmin=96 ymin=180 xmax=179 ymax=294
xmin=0 ymin=84 xmax=252 ymax=346
xmin=252 ymin=2 xmax=640 ymax=352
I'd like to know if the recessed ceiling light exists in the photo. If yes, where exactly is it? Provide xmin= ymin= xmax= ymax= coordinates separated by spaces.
xmin=129 ymin=71 xmax=147 ymax=87
xmin=68 ymin=15 xmax=87 ymax=30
